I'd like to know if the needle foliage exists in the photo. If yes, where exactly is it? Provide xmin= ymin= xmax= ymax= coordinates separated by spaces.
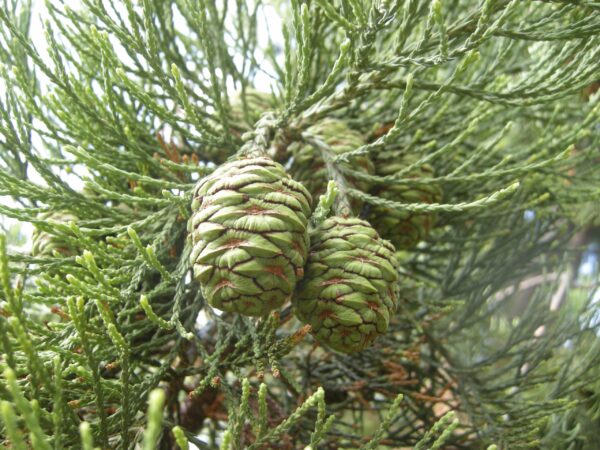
xmin=0 ymin=0 xmax=599 ymax=448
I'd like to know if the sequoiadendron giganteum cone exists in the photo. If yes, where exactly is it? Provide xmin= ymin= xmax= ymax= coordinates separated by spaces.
xmin=293 ymin=216 xmax=399 ymax=353
xmin=189 ymin=157 xmax=312 ymax=316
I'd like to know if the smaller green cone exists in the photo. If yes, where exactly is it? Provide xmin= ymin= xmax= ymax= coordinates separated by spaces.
xmin=293 ymin=216 xmax=399 ymax=353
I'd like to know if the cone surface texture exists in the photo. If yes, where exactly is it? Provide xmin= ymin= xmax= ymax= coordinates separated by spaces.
xmin=190 ymin=157 xmax=312 ymax=316
xmin=294 ymin=216 xmax=399 ymax=353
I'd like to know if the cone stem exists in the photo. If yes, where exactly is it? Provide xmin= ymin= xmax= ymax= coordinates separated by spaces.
xmin=303 ymin=135 xmax=353 ymax=217
xmin=238 ymin=113 xmax=277 ymax=159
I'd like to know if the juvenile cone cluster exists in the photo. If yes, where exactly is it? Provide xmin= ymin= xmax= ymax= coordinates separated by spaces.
xmin=288 ymin=118 xmax=373 ymax=208
xmin=31 ymin=211 xmax=78 ymax=257
xmin=188 ymin=118 xmax=436 ymax=350
xmin=189 ymin=157 xmax=312 ymax=316
xmin=293 ymin=216 xmax=399 ymax=353
xmin=368 ymin=153 xmax=442 ymax=249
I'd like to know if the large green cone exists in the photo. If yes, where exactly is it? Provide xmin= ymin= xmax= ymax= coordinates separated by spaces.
xmin=368 ymin=153 xmax=442 ymax=249
xmin=288 ymin=119 xmax=373 ymax=209
xmin=293 ymin=216 xmax=399 ymax=353
xmin=31 ymin=211 xmax=78 ymax=257
xmin=189 ymin=157 xmax=312 ymax=316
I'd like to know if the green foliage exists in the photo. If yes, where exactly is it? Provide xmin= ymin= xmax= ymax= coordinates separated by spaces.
xmin=286 ymin=118 xmax=372 ymax=210
xmin=0 ymin=0 xmax=599 ymax=448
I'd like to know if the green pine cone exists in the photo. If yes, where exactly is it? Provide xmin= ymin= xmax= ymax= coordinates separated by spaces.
xmin=189 ymin=157 xmax=312 ymax=316
xmin=31 ymin=211 xmax=78 ymax=257
xmin=368 ymin=153 xmax=442 ymax=249
xmin=288 ymin=118 xmax=373 ymax=208
xmin=293 ymin=216 xmax=399 ymax=353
